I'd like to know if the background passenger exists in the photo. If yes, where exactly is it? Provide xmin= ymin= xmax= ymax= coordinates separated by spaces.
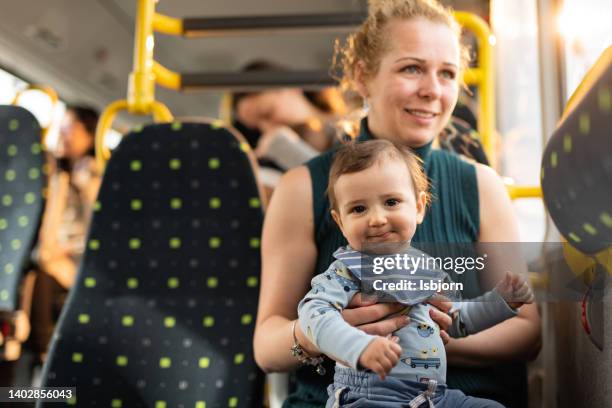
xmin=30 ymin=105 xmax=101 ymax=358
xmin=232 ymin=61 xmax=347 ymax=192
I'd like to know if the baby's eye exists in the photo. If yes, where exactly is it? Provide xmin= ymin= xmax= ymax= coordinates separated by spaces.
xmin=385 ymin=198 xmax=400 ymax=207
xmin=351 ymin=205 xmax=366 ymax=214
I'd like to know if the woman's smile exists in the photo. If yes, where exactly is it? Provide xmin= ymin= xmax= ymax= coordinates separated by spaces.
xmin=403 ymin=108 xmax=439 ymax=125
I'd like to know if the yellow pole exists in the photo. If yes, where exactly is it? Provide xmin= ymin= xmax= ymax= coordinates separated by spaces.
xmin=454 ymin=12 xmax=496 ymax=161
xmin=128 ymin=0 xmax=156 ymax=114
xmin=219 ymin=92 xmax=233 ymax=123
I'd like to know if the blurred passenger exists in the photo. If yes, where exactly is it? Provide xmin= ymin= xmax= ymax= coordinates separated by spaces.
xmin=29 ymin=105 xmax=101 ymax=358
xmin=232 ymin=61 xmax=347 ymax=190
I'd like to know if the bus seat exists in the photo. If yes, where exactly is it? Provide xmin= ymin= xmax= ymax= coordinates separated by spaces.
xmin=0 ymin=105 xmax=45 ymax=360
xmin=541 ymin=51 xmax=611 ymax=256
xmin=38 ymin=122 xmax=265 ymax=407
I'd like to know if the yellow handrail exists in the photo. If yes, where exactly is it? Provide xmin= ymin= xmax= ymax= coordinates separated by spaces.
xmin=454 ymin=12 xmax=496 ymax=161
xmin=153 ymin=12 xmax=183 ymax=36
xmin=95 ymin=99 xmax=173 ymax=171
xmin=12 ymin=84 xmax=59 ymax=147
xmin=153 ymin=61 xmax=181 ymax=90
xmin=505 ymin=184 xmax=543 ymax=200
xmin=96 ymin=0 xmax=175 ymax=171
xmin=12 ymin=84 xmax=59 ymax=106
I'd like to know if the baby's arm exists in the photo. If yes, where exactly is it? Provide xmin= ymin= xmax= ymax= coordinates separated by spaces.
xmin=358 ymin=336 xmax=402 ymax=380
xmin=298 ymin=262 xmax=399 ymax=373
xmin=494 ymin=271 xmax=535 ymax=308
xmin=449 ymin=272 xmax=534 ymax=337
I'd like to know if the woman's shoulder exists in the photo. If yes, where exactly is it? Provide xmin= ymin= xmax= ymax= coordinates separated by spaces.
xmin=305 ymin=146 xmax=338 ymax=177
xmin=420 ymin=149 xmax=480 ymax=240
xmin=429 ymin=148 xmax=478 ymax=184
xmin=304 ymin=147 xmax=340 ymax=214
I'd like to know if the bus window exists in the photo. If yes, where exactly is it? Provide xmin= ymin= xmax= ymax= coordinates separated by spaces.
xmin=558 ymin=0 xmax=612 ymax=98
xmin=491 ymin=0 xmax=545 ymax=242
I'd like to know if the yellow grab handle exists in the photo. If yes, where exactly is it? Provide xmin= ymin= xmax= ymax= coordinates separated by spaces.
xmin=95 ymin=100 xmax=129 ymax=171
xmin=12 ymin=85 xmax=60 ymax=147
xmin=95 ymin=100 xmax=174 ymax=172
xmin=12 ymin=85 xmax=59 ymax=105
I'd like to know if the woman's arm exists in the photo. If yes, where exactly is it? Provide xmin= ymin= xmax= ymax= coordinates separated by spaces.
xmin=445 ymin=164 xmax=541 ymax=366
xmin=254 ymin=166 xmax=319 ymax=373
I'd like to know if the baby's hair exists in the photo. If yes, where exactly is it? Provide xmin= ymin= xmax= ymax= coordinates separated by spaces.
xmin=327 ymin=139 xmax=430 ymax=211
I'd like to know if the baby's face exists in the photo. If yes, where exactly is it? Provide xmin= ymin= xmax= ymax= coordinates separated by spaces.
xmin=331 ymin=158 xmax=426 ymax=252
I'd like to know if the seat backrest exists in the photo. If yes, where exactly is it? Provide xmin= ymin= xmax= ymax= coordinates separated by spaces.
xmin=0 ymin=105 xmax=45 ymax=312
xmin=541 ymin=57 xmax=611 ymax=255
xmin=39 ymin=122 xmax=265 ymax=407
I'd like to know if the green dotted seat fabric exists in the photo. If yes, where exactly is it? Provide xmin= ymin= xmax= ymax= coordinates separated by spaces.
xmin=0 ymin=105 xmax=45 ymax=311
xmin=39 ymin=122 xmax=264 ymax=407
xmin=541 ymin=60 xmax=612 ymax=254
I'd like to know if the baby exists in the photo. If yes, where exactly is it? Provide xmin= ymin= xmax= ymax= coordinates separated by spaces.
xmin=298 ymin=140 xmax=534 ymax=407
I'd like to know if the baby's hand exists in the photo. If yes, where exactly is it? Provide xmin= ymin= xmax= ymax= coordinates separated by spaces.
xmin=358 ymin=336 xmax=401 ymax=380
xmin=495 ymin=271 xmax=535 ymax=309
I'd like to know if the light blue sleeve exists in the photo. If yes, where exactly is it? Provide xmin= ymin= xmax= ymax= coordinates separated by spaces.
xmin=449 ymin=290 xmax=518 ymax=337
xmin=298 ymin=261 xmax=377 ymax=369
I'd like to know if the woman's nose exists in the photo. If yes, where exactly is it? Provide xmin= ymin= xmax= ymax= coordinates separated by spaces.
xmin=418 ymin=73 xmax=441 ymax=100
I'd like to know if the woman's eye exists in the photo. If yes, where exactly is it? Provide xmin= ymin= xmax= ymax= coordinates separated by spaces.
xmin=440 ymin=70 xmax=456 ymax=80
xmin=402 ymin=65 xmax=421 ymax=74
xmin=351 ymin=205 xmax=366 ymax=214
xmin=385 ymin=198 xmax=399 ymax=206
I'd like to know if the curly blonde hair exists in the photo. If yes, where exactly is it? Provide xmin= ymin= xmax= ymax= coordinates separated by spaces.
xmin=333 ymin=0 xmax=470 ymax=92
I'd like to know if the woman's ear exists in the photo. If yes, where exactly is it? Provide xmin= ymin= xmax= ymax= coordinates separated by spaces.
xmin=354 ymin=62 xmax=369 ymax=99
xmin=415 ymin=192 xmax=427 ymax=224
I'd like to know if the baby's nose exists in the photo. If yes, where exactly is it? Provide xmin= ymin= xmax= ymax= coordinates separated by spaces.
xmin=369 ymin=209 xmax=387 ymax=226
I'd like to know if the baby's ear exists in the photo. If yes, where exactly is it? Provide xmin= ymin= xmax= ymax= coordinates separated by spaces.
xmin=331 ymin=209 xmax=343 ymax=229
xmin=331 ymin=209 xmax=349 ymax=240
xmin=416 ymin=192 xmax=427 ymax=224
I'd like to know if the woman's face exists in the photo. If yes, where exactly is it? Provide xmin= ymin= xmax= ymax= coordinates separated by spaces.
xmin=58 ymin=111 xmax=93 ymax=160
xmin=236 ymin=88 xmax=313 ymax=133
xmin=361 ymin=17 xmax=460 ymax=147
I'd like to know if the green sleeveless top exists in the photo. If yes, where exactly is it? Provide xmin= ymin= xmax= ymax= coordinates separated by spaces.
xmin=283 ymin=119 xmax=527 ymax=408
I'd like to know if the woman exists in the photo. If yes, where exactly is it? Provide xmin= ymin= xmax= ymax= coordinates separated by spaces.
xmin=232 ymin=60 xmax=348 ymax=189
xmin=254 ymin=1 xmax=541 ymax=407
xmin=31 ymin=105 xmax=101 ymax=357
xmin=234 ymin=60 xmax=346 ymax=154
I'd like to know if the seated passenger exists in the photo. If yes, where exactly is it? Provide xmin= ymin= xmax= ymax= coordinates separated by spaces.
xmin=30 ymin=105 xmax=101 ymax=358
xmin=254 ymin=1 xmax=541 ymax=407
xmin=298 ymin=140 xmax=533 ymax=407
xmin=232 ymin=61 xmax=347 ymax=191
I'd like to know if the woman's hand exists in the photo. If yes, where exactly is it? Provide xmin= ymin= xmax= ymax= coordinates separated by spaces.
xmin=342 ymin=293 xmax=409 ymax=336
xmin=341 ymin=293 xmax=453 ymax=344
xmin=427 ymin=296 xmax=453 ymax=344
